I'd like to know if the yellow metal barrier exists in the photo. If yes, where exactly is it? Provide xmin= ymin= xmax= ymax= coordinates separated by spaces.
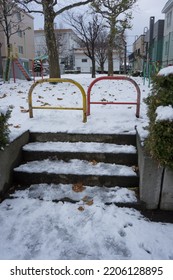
xmin=28 ymin=78 xmax=87 ymax=123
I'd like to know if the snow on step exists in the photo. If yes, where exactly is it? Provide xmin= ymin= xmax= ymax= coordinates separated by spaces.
xmin=23 ymin=141 xmax=136 ymax=154
xmin=14 ymin=159 xmax=136 ymax=176
xmin=12 ymin=184 xmax=137 ymax=204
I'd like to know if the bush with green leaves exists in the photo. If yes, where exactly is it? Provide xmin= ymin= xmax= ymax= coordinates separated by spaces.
xmin=0 ymin=108 xmax=11 ymax=150
xmin=145 ymin=73 xmax=173 ymax=169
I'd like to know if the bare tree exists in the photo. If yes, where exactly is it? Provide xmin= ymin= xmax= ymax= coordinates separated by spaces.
xmin=95 ymin=29 xmax=108 ymax=73
xmin=68 ymin=13 xmax=103 ymax=78
xmin=0 ymin=0 xmax=31 ymax=60
xmin=16 ymin=0 xmax=93 ymax=78
xmin=92 ymin=0 xmax=136 ymax=76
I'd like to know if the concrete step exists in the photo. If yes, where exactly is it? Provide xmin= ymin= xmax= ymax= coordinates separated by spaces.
xmin=13 ymin=159 xmax=139 ymax=188
xmin=29 ymin=132 xmax=136 ymax=146
xmin=22 ymin=141 xmax=137 ymax=166
xmin=11 ymin=183 xmax=142 ymax=209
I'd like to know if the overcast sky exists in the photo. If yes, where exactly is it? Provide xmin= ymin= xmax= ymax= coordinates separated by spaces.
xmin=33 ymin=0 xmax=168 ymax=53
xmin=126 ymin=0 xmax=166 ymax=52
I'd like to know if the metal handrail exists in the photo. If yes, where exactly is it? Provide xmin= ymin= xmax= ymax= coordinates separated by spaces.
xmin=87 ymin=76 xmax=141 ymax=118
xmin=28 ymin=78 xmax=87 ymax=123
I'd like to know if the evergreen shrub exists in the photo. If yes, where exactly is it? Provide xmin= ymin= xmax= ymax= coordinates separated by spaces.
xmin=145 ymin=73 xmax=173 ymax=169
xmin=0 ymin=108 xmax=11 ymax=149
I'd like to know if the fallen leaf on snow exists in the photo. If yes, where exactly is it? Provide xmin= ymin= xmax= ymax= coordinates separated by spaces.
xmin=78 ymin=206 xmax=85 ymax=212
xmin=85 ymin=200 xmax=94 ymax=206
xmin=101 ymin=98 xmax=107 ymax=102
xmin=21 ymin=109 xmax=29 ymax=113
xmin=90 ymin=160 xmax=98 ymax=165
xmin=13 ymin=125 xmax=21 ymax=128
xmin=40 ymin=102 xmax=51 ymax=106
xmin=82 ymin=196 xmax=90 ymax=202
xmin=72 ymin=183 xmax=86 ymax=193
xmin=0 ymin=94 xmax=7 ymax=99
xmin=132 ymin=165 xmax=139 ymax=172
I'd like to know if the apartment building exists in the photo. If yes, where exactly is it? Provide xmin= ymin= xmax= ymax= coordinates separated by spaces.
xmin=128 ymin=35 xmax=145 ymax=73
xmin=34 ymin=28 xmax=79 ymax=71
xmin=129 ymin=16 xmax=164 ymax=74
xmin=144 ymin=18 xmax=164 ymax=68
xmin=0 ymin=7 xmax=34 ymax=78
xmin=162 ymin=0 xmax=173 ymax=66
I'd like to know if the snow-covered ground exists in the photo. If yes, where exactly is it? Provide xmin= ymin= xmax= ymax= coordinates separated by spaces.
xmin=0 ymin=74 xmax=149 ymax=141
xmin=0 ymin=73 xmax=173 ymax=260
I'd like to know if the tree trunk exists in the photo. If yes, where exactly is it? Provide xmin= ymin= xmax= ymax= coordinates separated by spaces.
xmin=43 ymin=2 xmax=60 ymax=78
xmin=91 ymin=53 xmax=96 ymax=78
xmin=108 ymin=20 xmax=116 ymax=76
xmin=108 ymin=47 xmax=113 ymax=76
xmin=108 ymin=30 xmax=114 ymax=76
xmin=100 ymin=62 xmax=104 ymax=73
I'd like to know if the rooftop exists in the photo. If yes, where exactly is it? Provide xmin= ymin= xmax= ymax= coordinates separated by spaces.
xmin=162 ymin=0 xmax=173 ymax=13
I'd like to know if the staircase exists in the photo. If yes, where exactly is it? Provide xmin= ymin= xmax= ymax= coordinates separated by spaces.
xmin=14 ymin=59 xmax=31 ymax=81
xmin=13 ymin=132 xmax=142 ymax=208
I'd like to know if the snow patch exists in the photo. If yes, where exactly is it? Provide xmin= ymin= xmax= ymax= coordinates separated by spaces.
xmin=158 ymin=66 xmax=173 ymax=76
xmin=156 ymin=106 xmax=173 ymax=122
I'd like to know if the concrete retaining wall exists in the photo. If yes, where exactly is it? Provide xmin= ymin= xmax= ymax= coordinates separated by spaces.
xmin=160 ymin=167 xmax=173 ymax=210
xmin=0 ymin=131 xmax=30 ymax=196
xmin=136 ymin=132 xmax=164 ymax=209
xmin=137 ymin=132 xmax=173 ymax=210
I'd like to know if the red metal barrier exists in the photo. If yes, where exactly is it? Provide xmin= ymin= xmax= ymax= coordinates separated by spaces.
xmin=87 ymin=76 xmax=141 ymax=118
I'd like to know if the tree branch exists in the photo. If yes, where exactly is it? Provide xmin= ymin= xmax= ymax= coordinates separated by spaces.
xmin=55 ymin=0 xmax=92 ymax=16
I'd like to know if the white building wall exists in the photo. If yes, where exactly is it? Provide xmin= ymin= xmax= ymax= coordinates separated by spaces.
xmin=162 ymin=0 xmax=173 ymax=66
xmin=75 ymin=53 xmax=91 ymax=72
xmin=74 ymin=50 xmax=120 ymax=73
xmin=104 ymin=57 xmax=120 ymax=72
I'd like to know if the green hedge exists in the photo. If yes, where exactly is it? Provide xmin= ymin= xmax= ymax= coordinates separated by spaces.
xmin=145 ymin=73 xmax=173 ymax=169
xmin=0 ymin=108 xmax=11 ymax=149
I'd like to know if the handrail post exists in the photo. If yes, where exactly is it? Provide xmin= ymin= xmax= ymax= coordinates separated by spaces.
xmin=28 ymin=78 xmax=87 ymax=123
xmin=87 ymin=76 xmax=141 ymax=118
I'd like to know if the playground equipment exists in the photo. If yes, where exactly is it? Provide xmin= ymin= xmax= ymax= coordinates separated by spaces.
xmin=32 ymin=55 xmax=49 ymax=81
xmin=32 ymin=56 xmax=47 ymax=81
xmin=4 ymin=57 xmax=31 ymax=82
xmin=28 ymin=78 xmax=87 ymax=123
xmin=87 ymin=76 xmax=141 ymax=118
xmin=32 ymin=59 xmax=43 ymax=82
xmin=3 ymin=45 xmax=32 ymax=82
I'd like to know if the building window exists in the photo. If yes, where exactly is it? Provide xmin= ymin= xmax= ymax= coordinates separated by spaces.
xmin=18 ymin=29 xmax=23 ymax=38
xmin=16 ymin=12 xmax=22 ymax=21
xmin=167 ymin=11 xmax=172 ymax=28
xmin=18 ymin=46 xmax=24 ymax=54
xmin=82 ymin=58 xmax=87 ymax=62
